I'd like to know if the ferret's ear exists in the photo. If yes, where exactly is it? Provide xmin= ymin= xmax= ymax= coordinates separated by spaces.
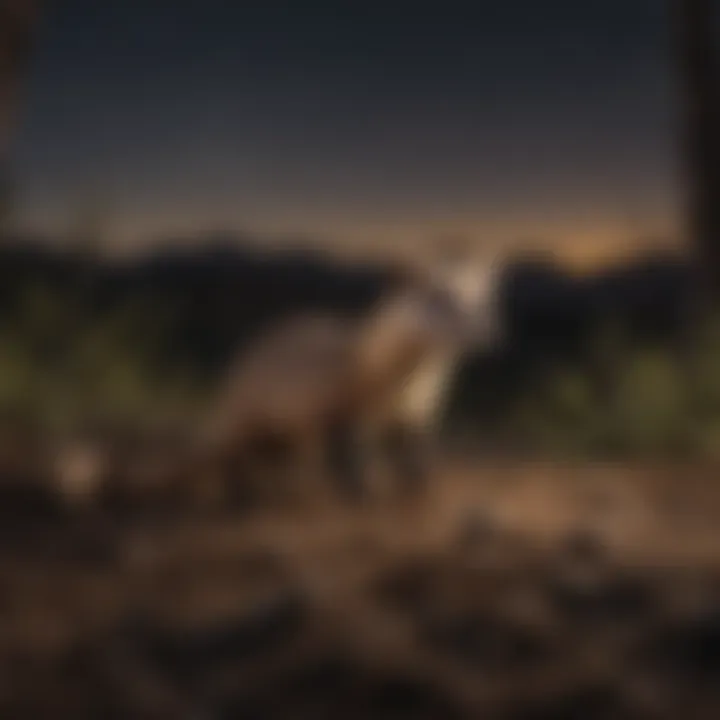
xmin=417 ymin=235 xmax=476 ymax=284
xmin=420 ymin=234 xmax=469 ymax=267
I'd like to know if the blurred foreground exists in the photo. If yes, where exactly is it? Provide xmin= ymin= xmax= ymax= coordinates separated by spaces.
xmin=2 ymin=458 xmax=720 ymax=718
xmin=0 ymin=241 xmax=719 ymax=717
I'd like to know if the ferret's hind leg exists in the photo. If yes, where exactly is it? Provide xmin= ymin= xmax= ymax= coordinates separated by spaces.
xmin=386 ymin=422 xmax=438 ymax=498
xmin=327 ymin=419 xmax=381 ymax=504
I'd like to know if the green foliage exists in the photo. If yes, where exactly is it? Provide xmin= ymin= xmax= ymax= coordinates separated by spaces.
xmin=481 ymin=313 xmax=720 ymax=459
xmin=605 ymin=350 xmax=691 ymax=455
xmin=5 ymin=271 xmax=720 ymax=461
xmin=0 ymin=281 xmax=204 ymax=436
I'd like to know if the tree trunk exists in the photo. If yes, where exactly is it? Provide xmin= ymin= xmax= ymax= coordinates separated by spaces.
xmin=673 ymin=0 xmax=720 ymax=305
xmin=0 ymin=0 xmax=42 ymax=158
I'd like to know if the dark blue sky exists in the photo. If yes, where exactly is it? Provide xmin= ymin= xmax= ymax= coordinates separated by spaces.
xmin=12 ymin=1 xmax=680 ymax=256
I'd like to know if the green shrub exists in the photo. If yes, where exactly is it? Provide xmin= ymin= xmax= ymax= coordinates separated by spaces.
xmin=0 ymin=282 xmax=201 ymax=435
xmin=4 ymin=276 xmax=720 ymax=460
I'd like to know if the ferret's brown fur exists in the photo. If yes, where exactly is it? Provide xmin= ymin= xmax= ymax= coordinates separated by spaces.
xmin=198 ymin=262 xmax=488 ymax=503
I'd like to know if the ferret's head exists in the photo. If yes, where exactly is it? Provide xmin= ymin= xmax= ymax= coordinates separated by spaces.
xmin=419 ymin=242 xmax=505 ymax=350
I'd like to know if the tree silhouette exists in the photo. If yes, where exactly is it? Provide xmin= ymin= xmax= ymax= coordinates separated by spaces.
xmin=673 ymin=0 xmax=720 ymax=304
xmin=0 ymin=1 xmax=42 ymax=157
xmin=0 ymin=1 xmax=42 ymax=242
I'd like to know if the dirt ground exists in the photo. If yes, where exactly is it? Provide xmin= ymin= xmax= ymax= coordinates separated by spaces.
xmin=2 ymin=458 xmax=720 ymax=718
